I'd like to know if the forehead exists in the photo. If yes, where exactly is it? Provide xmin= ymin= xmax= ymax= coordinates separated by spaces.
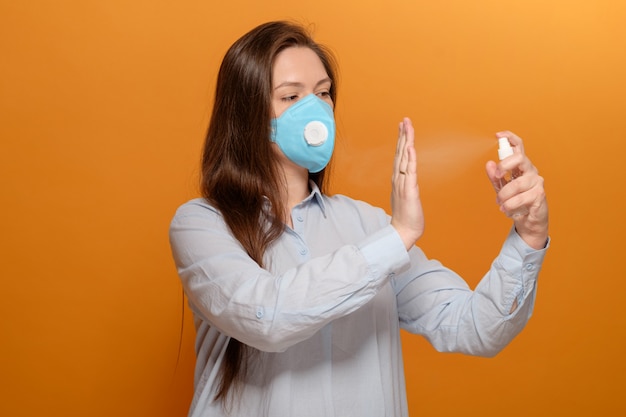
xmin=272 ymin=46 xmax=329 ymax=84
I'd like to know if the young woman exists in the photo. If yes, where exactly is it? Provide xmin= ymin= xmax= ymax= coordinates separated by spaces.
xmin=169 ymin=20 xmax=549 ymax=417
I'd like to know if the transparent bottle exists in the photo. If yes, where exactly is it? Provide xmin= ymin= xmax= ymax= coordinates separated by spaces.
xmin=497 ymin=137 xmax=520 ymax=190
xmin=497 ymin=137 xmax=527 ymax=217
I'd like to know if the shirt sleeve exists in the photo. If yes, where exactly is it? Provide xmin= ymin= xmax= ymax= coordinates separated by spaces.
xmin=394 ymin=227 xmax=549 ymax=357
xmin=168 ymin=200 xmax=410 ymax=353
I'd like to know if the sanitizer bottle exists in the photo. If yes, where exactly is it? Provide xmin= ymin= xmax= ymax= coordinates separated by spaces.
xmin=497 ymin=136 xmax=529 ymax=217
xmin=497 ymin=137 xmax=520 ymax=190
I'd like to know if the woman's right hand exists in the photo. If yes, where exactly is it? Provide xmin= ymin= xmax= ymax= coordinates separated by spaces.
xmin=390 ymin=117 xmax=424 ymax=250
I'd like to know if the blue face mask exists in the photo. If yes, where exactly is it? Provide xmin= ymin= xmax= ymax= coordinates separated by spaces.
xmin=270 ymin=94 xmax=335 ymax=173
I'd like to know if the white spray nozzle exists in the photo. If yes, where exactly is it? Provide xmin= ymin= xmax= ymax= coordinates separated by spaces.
xmin=498 ymin=137 xmax=514 ymax=160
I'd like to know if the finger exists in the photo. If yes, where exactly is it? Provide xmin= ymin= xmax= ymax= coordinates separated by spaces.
xmin=399 ymin=142 xmax=409 ymax=177
xmin=403 ymin=118 xmax=416 ymax=177
xmin=485 ymin=160 xmax=502 ymax=192
xmin=394 ymin=120 xmax=410 ymax=178
xmin=394 ymin=121 xmax=407 ymax=176
xmin=500 ymin=187 xmax=535 ymax=217
xmin=497 ymin=172 xmax=544 ymax=215
xmin=499 ymin=144 xmax=538 ymax=181
xmin=395 ymin=122 xmax=405 ymax=156
xmin=496 ymin=131 xmax=525 ymax=155
xmin=495 ymin=131 xmax=542 ymax=183
xmin=496 ymin=152 xmax=525 ymax=178
xmin=498 ymin=170 xmax=541 ymax=202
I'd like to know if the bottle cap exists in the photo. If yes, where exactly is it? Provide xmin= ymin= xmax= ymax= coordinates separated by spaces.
xmin=304 ymin=121 xmax=328 ymax=146
xmin=498 ymin=137 xmax=514 ymax=160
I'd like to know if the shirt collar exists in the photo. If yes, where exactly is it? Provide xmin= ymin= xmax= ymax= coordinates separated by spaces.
xmin=303 ymin=180 xmax=327 ymax=217
xmin=262 ymin=181 xmax=327 ymax=218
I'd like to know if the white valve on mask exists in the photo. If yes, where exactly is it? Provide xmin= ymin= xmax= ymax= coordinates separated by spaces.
xmin=303 ymin=121 xmax=328 ymax=146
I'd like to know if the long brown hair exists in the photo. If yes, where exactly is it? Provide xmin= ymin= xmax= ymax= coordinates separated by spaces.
xmin=200 ymin=21 xmax=338 ymax=403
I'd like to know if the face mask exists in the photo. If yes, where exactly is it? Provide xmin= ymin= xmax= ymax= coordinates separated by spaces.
xmin=270 ymin=94 xmax=335 ymax=173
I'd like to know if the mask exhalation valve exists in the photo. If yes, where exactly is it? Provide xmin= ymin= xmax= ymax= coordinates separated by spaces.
xmin=303 ymin=121 xmax=328 ymax=146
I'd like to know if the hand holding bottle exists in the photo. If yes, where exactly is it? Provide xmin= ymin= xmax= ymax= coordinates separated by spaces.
xmin=390 ymin=118 xmax=424 ymax=250
xmin=485 ymin=131 xmax=549 ymax=249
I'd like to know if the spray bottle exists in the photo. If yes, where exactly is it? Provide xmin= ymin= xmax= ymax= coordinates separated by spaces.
xmin=497 ymin=136 xmax=528 ymax=217
xmin=497 ymin=136 xmax=520 ymax=190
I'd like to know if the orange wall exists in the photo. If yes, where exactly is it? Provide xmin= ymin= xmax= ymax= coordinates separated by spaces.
xmin=2 ymin=1 xmax=625 ymax=416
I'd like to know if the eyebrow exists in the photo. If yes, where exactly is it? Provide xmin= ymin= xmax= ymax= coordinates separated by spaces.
xmin=274 ymin=78 xmax=332 ymax=90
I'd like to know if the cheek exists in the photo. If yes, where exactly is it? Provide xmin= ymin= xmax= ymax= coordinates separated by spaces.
xmin=272 ymin=100 xmax=289 ymax=118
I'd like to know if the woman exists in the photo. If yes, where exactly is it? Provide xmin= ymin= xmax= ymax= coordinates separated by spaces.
xmin=169 ymin=20 xmax=549 ymax=417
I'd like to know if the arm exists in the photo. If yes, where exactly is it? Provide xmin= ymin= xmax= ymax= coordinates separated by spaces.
xmin=395 ymin=229 xmax=548 ymax=357
xmin=395 ymin=129 xmax=549 ymax=356
xmin=169 ymin=118 xmax=424 ymax=353
xmin=169 ymin=201 xmax=410 ymax=353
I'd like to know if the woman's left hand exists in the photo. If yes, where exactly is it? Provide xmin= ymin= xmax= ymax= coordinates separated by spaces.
xmin=390 ymin=117 xmax=424 ymax=250
xmin=485 ymin=131 xmax=549 ymax=249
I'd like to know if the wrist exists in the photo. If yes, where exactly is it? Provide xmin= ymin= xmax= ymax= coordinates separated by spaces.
xmin=516 ymin=227 xmax=549 ymax=250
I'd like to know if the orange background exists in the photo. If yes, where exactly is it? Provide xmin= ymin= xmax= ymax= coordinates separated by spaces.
xmin=2 ymin=1 xmax=625 ymax=416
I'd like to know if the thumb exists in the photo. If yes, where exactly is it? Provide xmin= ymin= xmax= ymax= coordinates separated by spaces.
xmin=485 ymin=160 xmax=501 ymax=192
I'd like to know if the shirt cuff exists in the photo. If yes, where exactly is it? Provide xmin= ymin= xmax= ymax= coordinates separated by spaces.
xmin=498 ymin=226 xmax=549 ymax=282
xmin=357 ymin=225 xmax=411 ymax=279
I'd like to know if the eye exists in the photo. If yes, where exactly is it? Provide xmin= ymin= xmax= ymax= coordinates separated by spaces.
xmin=317 ymin=90 xmax=331 ymax=98
xmin=281 ymin=95 xmax=299 ymax=102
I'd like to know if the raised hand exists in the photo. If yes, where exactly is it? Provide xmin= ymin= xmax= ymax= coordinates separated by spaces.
xmin=390 ymin=118 xmax=424 ymax=250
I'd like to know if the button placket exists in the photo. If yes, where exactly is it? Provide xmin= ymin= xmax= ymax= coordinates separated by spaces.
xmin=290 ymin=206 xmax=310 ymax=260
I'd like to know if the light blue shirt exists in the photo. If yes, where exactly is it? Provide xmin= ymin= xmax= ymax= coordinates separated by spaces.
xmin=169 ymin=184 xmax=548 ymax=417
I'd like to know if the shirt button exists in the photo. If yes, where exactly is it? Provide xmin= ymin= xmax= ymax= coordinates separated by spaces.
xmin=300 ymin=248 xmax=308 ymax=255
xmin=297 ymin=216 xmax=304 ymax=222
xmin=256 ymin=308 xmax=264 ymax=319
xmin=525 ymin=263 xmax=534 ymax=271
